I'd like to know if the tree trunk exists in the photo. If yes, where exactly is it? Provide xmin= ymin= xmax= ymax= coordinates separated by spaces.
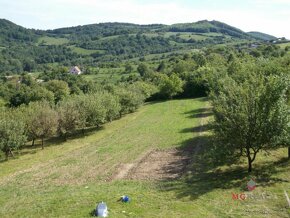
xmin=288 ymin=147 xmax=290 ymax=159
xmin=10 ymin=149 xmax=14 ymax=158
xmin=247 ymin=155 xmax=252 ymax=173
xmin=5 ymin=150 xmax=9 ymax=161
xmin=5 ymin=149 xmax=14 ymax=160
xmin=32 ymin=138 xmax=35 ymax=147
xmin=41 ymin=137 xmax=44 ymax=149
xmin=246 ymin=147 xmax=253 ymax=173
xmin=82 ymin=128 xmax=85 ymax=136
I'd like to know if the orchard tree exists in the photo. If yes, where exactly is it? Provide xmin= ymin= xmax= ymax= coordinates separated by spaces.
xmin=57 ymin=99 xmax=81 ymax=140
xmin=124 ymin=63 xmax=133 ymax=74
xmin=128 ymin=81 xmax=158 ymax=99
xmin=158 ymin=74 xmax=183 ymax=99
xmin=137 ymin=63 xmax=151 ymax=77
xmin=25 ymin=101 xmax=58 ymax=148
xmin=157 ymin=61 xmax=166 ymax=72
xmin=45 ymin=80 xmax=70 ymax=103
xmin=0 ymin=109 xmax=26 ymax=159
xmin=211 ymin=72 xmax=289 ymax=172
xmin=114 ymin=86 xmax=144 ymax=115
xmin=192 ymin=52 xmax=207 ymax=67
xmin=9 ymin=85 xmax=54 ymax=107
xmin=100 ymin=92 xmax=121 ymax=122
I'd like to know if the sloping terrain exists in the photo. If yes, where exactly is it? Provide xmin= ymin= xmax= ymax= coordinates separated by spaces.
xmin=247 ymin=31 xmax=277 ymax=41
xmin=0 ymin=98 xmax=289 ymax=217
xmin=0 ymin=19 xmax=268 ymax=73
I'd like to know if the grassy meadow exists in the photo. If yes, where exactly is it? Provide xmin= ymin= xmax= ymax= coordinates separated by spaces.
xmin=278 ymin=42 xmax=290 ymax=49
xmin=37 ymin=36 xmax=70 ymax=45
xmin=0 ymin=98 xmax=289 ymax=217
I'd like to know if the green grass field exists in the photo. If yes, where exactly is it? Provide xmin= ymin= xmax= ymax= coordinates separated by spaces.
xmin=0 ymin=98 xmax=289 ymax=217
xmin=37 ymin=36 xmax=70 ymax=45
xmin=83 ymin=66 xmax=134 ymax=83
xmin=278 ymin=42 xmax=290 ymax=49
xmin=83 ymin=73 xmax=125 ymax=83
xmin=178 ymin=34 xmax=208 ymax=41
xmin=68 ymin=46 xmax=105 ymax=55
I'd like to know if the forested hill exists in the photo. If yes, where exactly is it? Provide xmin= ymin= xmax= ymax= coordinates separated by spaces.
xmin=247 ymin=31 xmax=277 ymax=41
xmin=48 ymin=20 xmax=250 ymax=39
xmin=0 ymin=19 xmax=40 ymax=44
xmin=0 ymin=19 xmax=280 ymax=74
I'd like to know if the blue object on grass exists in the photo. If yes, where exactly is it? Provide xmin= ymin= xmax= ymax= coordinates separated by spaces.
xmin=121 ymin=195 xmax=130 ymax=203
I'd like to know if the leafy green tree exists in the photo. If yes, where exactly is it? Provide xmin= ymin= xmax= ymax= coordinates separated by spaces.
xmin=114 ymin=86 xmax=144 ymax=115
xmin=21 ymin=74 xmax=36 ymax=86
xmin=181 ymin=66 xmax=213 ymax=98
xmin=156 ymin=61 xmax=166 ymax=72
xmin=9 ymin=85 xmax=54 ymax=107
xmin=30 ymin=86 xmax=55 ymax=103
xmin=158 ymin=74 xmax=184 ymax=99
xmin=57 ymin=99 xmax=81 ymax=140
xmin=128 ymin=81 xmax=158 ymax=99
xmin=23 ymin=59 xmax=36 ymax=72
xmin=124 ymin=63 xmax=133 ymax=74
xmin=8 ymin=85 xmax=32 ymax=107
xmin=100 ymin=92 xmax=121 ymax=122
xmin=192 ymin=52 xmax=207 ymax=67
xmin=83 ymin=94 xmax=107 ymax=127
xmin=172 ymin=61 xmax=188 ymax=74
xmin=0 ymin=109 xmax=26 ymax=159
xmin=25 ymin=101 xmax=58 ymax=148
xmin=211 ymin=72 xmax=289 ymax=172
xmin=45 ymin=80 xmax=70 ymax=103
xmin=137 ymin=63 xmax=150 ymax=77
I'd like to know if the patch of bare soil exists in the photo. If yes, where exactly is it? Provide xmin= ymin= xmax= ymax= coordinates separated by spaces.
xmin=113 ymin=163 xmax=135 ymax=180
xmin=126 ymin=148 xmax=191 ymax=181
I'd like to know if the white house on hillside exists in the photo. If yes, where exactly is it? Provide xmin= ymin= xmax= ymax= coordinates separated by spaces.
xmin=69 ymin=66 xmax=82 ymax=75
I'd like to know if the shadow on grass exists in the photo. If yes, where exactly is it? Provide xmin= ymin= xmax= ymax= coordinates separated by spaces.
xmin=158 ymin=98 xmax=289 ymax=200
xmin=183 ymin=107 xmax=213 ymax=119
xmin=89 ymin=209 xmax=96 ymax=217
xmin=180 ymin=124 xmax=212 ymax=133
xmin=159 ymin=130 xmax=289 ymax=201
xmin=146 ymin=97 xmax=209 ymax=108
xmin=22 ymin=126 xmax=105 ymax=151
xmin=0 ymin=126 xmax=106 ymax=163
xmin=183 ymin=107 xmax=210 ymax=115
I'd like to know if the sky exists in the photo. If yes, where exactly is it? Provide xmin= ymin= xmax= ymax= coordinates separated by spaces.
xmin=0 ymin=0 xmax=289 ymax=38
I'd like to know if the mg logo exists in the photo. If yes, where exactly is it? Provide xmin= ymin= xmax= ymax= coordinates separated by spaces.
xmin=232 ymin=193 xmax=247 ymax=200
xmin=232 ymin=179 xmax=256 ymax=201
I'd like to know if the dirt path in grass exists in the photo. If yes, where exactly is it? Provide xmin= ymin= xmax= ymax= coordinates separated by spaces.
xmin=113 ymin=106 xmax=209 ymax=181
xmin=126 ymin=148 xmax=191 ymax=181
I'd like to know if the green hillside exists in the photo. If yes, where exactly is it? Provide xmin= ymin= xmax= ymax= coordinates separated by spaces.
xmin=0 ymin=98 xmax=289 ymax=217
xmin=0 ymin=19 xmax=266 ymax=74
xmin=166 ymin=20 xmax=251 ymax=39
xmin=0 ymin=19 xmax=39 ymax=45
xmin=247 ymin=31 xmax=277 ymax=41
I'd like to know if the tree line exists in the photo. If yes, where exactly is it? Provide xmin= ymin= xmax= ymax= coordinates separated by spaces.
xmin=0 ymin=81 xmax=156 ymax=160
xmin=133 ymin=48 xmax=290 ymax=172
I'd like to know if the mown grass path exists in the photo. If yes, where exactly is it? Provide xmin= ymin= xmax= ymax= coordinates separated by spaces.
xmin=0 ymin=98 xmax=289 ymax=217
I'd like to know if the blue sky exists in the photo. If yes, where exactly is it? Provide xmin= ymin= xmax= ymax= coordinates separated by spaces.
xmin=0 ymin=0 xmax=289 ymax=38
